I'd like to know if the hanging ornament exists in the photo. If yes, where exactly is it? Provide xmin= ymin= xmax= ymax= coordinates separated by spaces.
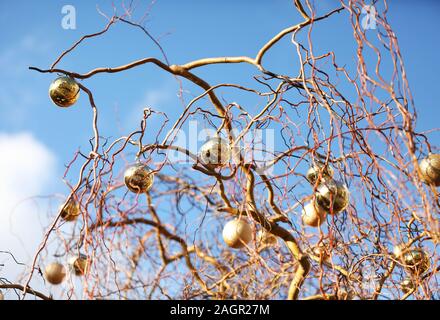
xmin=60 ymin=199 xmax=80 ymax=222
xmin=44 ymin=262 xmax=66 ymax=285
xmin=124 ymin=164 xmax=154 ymax=194
xmin=222 ymin=218 xmax=252 ymax=249
xmin=400 ymin=278 xmax=416 ymax=294
xmin=306 ymin=161 xmax=334 ymax=185
xmin=199 ymin=137 xmax=231 ymax=167
xmin=393 ymin=244 xmax=405 ymax=258
xmin=312 ymin=243 xmax=331 ymax=262
xmin=419 ymin=153 xmax=440 ymax=187
xmin=49 ymin=76 xmax=80 ymax=108
xmin=401 ymin=248 xmax=430 ymax=275
xmin=68 ymin=254 xmax=89 ymax=276
xmin=301 ymin=201 xmax=327 ymax=227
xmin=256 ymin=229 xmax=278 ymax=246
xmin=0 ymin=290 xmax=4 ymax=300
xmin=315 ymin=179 xmax=350 ymax=214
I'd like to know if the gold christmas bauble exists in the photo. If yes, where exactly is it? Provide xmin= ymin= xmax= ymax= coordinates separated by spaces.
xmin=401 ymin=248 xmax=430 ymax=275
xmin=222 ymin=218 xmax=252 ymax=249
xmin=49 ymin=76 xmax=80 ymax=108
xmin=256 ymin=229 xmax=278 ymax=246
xmin=400 ymin=278 xmax=415 ymax=294
xmin=0 ymin=290 xmax=4 ymax=300
xmin=315 ymin=179 xmax=350 ymax=214
xmin=312 ymin=243 xmax=330 ymax=262
xmin=199 ymin=137 xmax=231 ymax=167
xmin=68 ymin=254 xmax=89 ymax=276
xmin=60 ymin=199 xmax=80 ymax=222
xmin=44 ymin=262 xmax=66 ymax=285
xmin=124 ymin=165 xmax=154 ymax=194
xmin=419 ymin=153 xmax=440 ymax=187
xmin=393 ymin=244 xmax=405 ymax=258
xmin=302 ymin=202 xmax=327 ymax=227
xmin=306 ymin=162 xmax=334 ymax=185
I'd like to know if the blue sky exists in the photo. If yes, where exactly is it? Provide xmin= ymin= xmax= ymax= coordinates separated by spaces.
xmin=0 ymin=1 xmax=439 ymax=299
xmin=1 ymin=1 xmax=439 ymax=165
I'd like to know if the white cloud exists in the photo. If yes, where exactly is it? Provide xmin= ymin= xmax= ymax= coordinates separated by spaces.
xmin=0 ymin=132 xmax=57 ymax=297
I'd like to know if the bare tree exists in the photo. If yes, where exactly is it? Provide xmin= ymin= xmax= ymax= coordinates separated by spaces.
xmin=1 ymin=0 xmax=438 ymax=300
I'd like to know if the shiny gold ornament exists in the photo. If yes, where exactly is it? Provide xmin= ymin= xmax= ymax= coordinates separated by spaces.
xmin=401 ymin=248 xmax=430 ymax=275
xmin=0 ymin=290 xmax=4 ymax=300
xmin=44 ymin=262 xmax=66 ymax=285
xmin=393 ymin=244 xmax=405 ymax=258
xmin=199 ymin=137 xmax=231 ymax=167
xmin=315 ymin=179 xmax=350 ymax=214
xmin=222 ymin=219 xmax=252 ymax=249
xmin=68 ymin=254 xmax=89 ymax=276
xmin=306 ymin=162 xmax=334 ymax=185
xmin=302 ymin=202 xmax=327 ymax=227
xmin=60 ymin=199 xmax=80 ymax=222
xmin=49 ymin=76 xmax=80 ymax=108
xmin=400 ymin=278 xmax=416 ymax=294
xmin=312 ymin=243 xmax=330 ymax=262
xmin=419 ymin=153 xmax=440 ymax=187
xmin=124 ymin=165 xmax=154 ymax=194
xmin=256 ymin=229 xmax=278 ymax=246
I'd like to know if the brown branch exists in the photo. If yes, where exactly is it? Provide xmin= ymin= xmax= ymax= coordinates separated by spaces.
xmin=0 ymin=284 xmax=52 ymax=300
